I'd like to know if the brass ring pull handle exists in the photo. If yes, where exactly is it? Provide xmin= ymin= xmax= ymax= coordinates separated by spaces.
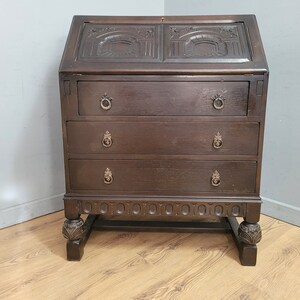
xmin=104 ymin=168 xmax=113 ymax=184
xmin=211 ymin=170 xmax=221 ymax=187
xmin=212 ymin=94 xmax=225 ymax=110
xmin=213 ymin=132 xmax=223 ymax=149
xmin=100 ymin=93 xmax=112 ymax=110
xmin=102 ymin=131 xmax=113 ymax=148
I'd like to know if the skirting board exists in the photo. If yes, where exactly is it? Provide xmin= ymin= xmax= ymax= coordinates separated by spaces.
xmin=261 ymin=196 xmax=300 ymax=227
xmin=0 ymin=193 xmax=64 ymax=229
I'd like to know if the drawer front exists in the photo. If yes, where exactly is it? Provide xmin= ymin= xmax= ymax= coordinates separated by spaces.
xmin=77 ymin=81 xmax=249 ymax=116
xmin=67 ymin=121 xmax=259 ymax=155
xmin=69 ymin=160 xmax=257 ymax=194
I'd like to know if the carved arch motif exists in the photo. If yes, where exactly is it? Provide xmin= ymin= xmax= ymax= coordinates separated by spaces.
xmin=96 ymin=34 xmax=140 ymax=58
xmin=166 ymin=24 xmax=250 ymax=61
xmin=78 ymin=24 xmax=159 ymax=60
xmin=185 ymin=34 xmax=228 ymax=57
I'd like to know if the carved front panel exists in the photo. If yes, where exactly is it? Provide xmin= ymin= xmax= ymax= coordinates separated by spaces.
xmin=77 ymin=22 xmax=251 ymax=63
xmin=164 ymin=23 xmax=251 ymax=62
xmin=78 ymin=24 xmax=160 ymax=61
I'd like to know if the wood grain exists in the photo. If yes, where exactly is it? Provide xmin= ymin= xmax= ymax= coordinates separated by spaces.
xmin=0 ymin=212 xmax=299 ymax=300
xmin=67 ymin=121 xmax=259 ymax=155
xmin=77 ymin=81 xmax=249 ymax=116
xmin=68 ymin=159 xmax=257 ymax=194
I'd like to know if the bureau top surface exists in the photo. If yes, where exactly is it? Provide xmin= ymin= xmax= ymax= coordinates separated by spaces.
xmin=59 ymin=15 xmax=268 ymax=75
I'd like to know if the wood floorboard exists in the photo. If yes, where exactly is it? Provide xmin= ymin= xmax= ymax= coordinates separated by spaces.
xmin=0 ymin=211 xmax=299 ymax=300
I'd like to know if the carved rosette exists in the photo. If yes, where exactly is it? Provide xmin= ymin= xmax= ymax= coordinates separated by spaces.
xmin=238 ymin=221 xmax=262 ymax=245
xmin=62 ymin=218 xmax=85 ymax=241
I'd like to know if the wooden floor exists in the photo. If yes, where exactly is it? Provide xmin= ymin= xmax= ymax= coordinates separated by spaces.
xmin=0 ymin=211 xmax=300 ymax=300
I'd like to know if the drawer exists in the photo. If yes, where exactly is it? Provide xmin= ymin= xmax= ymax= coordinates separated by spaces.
xmin=67 ymin=121 xmax=259 ymax=155
xmin=77 ymin=81 xmax=249 ymax=116
xmin=69 ymin=160 xmax=257 ymax=194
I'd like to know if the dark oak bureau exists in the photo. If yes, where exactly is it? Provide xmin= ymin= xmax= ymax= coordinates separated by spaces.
xmin=60 ymin=15 xmax=268 ymax=265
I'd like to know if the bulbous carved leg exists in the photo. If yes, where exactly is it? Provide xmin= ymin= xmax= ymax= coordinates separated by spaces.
xmin=62 ymin=218 xmax=85 ymax=241
xmin=238 ymin=221 xmax=262 ymax=245
xmin=227 ymin=218 xmax=262 ymax=266
xmin=62 ymin=215 xmax=97 ymax=261
xmin=62 ymin=218 xmax=85 ymax=261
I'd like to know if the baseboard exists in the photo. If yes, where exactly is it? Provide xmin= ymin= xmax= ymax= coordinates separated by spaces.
xmin=261 ymin=196 xmax=300 ymax=227
xmin=0 ymin=193 xmax=64 ymax=229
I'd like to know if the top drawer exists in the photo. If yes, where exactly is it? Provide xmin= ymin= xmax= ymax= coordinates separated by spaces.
xmin=77 ymin=81 xmax=249 ymax=116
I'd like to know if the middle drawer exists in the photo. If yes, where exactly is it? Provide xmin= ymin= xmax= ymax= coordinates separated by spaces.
xmin=67 ymin=122 xmax=259 ymax=155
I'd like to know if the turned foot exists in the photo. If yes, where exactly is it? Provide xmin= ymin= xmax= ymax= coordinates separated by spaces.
xmin=62 ymin=215 xmax=97 ymax=261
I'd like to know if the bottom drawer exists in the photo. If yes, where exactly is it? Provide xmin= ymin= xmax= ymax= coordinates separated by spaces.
xmin=69 ymin=160 xmax=257 ymax=195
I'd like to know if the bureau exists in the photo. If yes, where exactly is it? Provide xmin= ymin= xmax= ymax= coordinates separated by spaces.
xmin=59 ymin=15 xmax=268 ymax=265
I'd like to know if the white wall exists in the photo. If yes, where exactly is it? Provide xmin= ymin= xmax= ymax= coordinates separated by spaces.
xmin=165 ymin=0 xmax=300 ymax=226
xmin=0 ymin=0 xmax=164 ymax=228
